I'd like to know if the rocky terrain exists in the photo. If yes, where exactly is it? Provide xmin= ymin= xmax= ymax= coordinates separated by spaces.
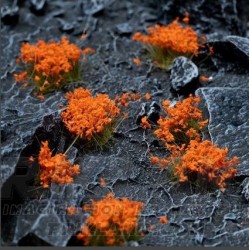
xmin=1 ymin=0 xmax=249 ymax=247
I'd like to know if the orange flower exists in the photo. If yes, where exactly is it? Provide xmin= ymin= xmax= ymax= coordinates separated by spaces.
xmin=14 ymin=37 xmax=82 ymax=94
xmin=140 ymin=116 xmax=151 ymax=129
xmin=182 ymin=11 xmax=190 ymax=24
xmin=28 ymin=156 xmax=35 ymax=164
xmin=130 ymin=92 xmax=141 ymax=101
xmin=150 ymin=156 xmax=160 ymax=165
xmin=116 ymin=92 xmax=141 ymax=107
xmin=133 ymin=58 xmax=141 ymax=65
xmin=61 ymin=87 xmax=120 ymax=140
xmin=145 ymin=92 xmax=151 ymax=100
xmin=199 ymin=75 xmax=209 ymax=82
xmin=34 ymin=75 xmax=40 ymax=82
xmin=80 ymin=32 xmax=87 ymax=40
xmin=209 ymin=46 xmax=214 ymax=55
xmin=159 ymin=216 xmax=168 ymax=224
xmin=120 ymin=93 xmax=129 ymax=107
xmin=22 ymin=82 xmax=29 ymax=89
xmin=77 ymin=226 xmax=92 ymax=246
xmin=154 ymin=95 xmax=208 ymax=151
xmin=67 ymin=206 xmax=79 ymax=215
xmin=37 ymin=94 xmax=45 ymax=101
xmin=78 ymin=193 xmax=144 ymax=246
xmin=14 ymin=72 xmax=28 ymax=82
xmin=82 ymin=47 xmax=96 ymax=54
xmin=173 ymin=140 xmax=238 ymax=189
xmin=147 ymin=225 xmax=156 ymax=231
xmin=99 ymin=178 xmax=106 ymax=187
xmin=38 ymin=141 xmax=80 ymax=188
xmin=133 ymin=19 xmax=200 ymax=56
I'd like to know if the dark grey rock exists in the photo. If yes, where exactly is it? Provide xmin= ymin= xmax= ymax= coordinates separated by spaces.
xmin=170 ymin=56 xmax=199 ymax=92
xmin=225 ymin=36 xmax=249 ymax=57
xmin=1 ymin=91 xmax=64 ymax=185
xmin=136 ymin=101 xmax=160 ymax=125
xmin=196 ymin=87 xmax=249 ymax=176
xmin=13 ymin=184 xmax=85 ymax=246
xmin=58 ymin=20 xmax=75 ymax=33
xmin=1 ymin=6 xmax=19 ymax=25
xmin=150 ymin=0 xmax=248 ymax=37
xmin=29 ymin=0 xmax=47 ymax=15
xmin=240 ymin=178 xmax=249 ymax=201
xmin=147 ymin=101 xmax=161 ymax=124
xmin=136 ymin=103 xmax=147 ymax=125
xmin=115 ymin=23 xmax=133 ymax=35
xmin=1 ymin=0 xmax=249 ymax=247
xmin=224 ymin=213 xmax=237 ymax=221
xmin=207 ymin=35 xmax=249 ymax=72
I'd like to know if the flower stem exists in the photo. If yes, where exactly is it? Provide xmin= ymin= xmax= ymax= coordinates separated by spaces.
xmin=64 ymin=135 xmax=79 ymax=154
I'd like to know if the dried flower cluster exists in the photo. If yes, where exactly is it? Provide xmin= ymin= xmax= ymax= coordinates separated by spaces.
xmin=14 ymin=37 xmax=82 ymax=94
xmin=38 ymin=141 xmax=80 ymax=188
xmin=116 ymin=92 xmax=141 ymax=107
xmin=151 ymin=95 xmax=238 ymax=189
xmin=140 ymin=116 xmax=151 ymax=129
xmin=133 ymin=13 xmax=204 ymax=69
xmin=77 ymin=193 xmax=144 ymax=246
xmin=154 ymin=95 xmax=208 ymax=152
xmin=172 ymin=140 xmax=238 ymax=188
xmin=61 ymin=87 xmax=120 ymax=141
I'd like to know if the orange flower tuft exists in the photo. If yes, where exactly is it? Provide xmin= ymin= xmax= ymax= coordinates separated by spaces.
xmin=147 ymin=225 xmax=156 ymax=231
xmin=140 ymin=116 xmax=151 ymax=129
xmin=120 ymin=93 xmax=129 ymax=107
xmin=67 ymin=206 xmax=79 ymax=215
xmin=28 ymin=156 xmax=35 ymax=164
xmin=173 ymin=140 xmax=238 ymax=189
xmin=209 ymin=46 xmax=214 ymax=55
xmin=133 ymin=58 xmax=141 ymax=65
xmin=37 ymin=94 xmax=45 ymax=101
xmin=78 ymin=193 xmax=144 ymax=246
xmin=61 ymin=87 xmax=120 ymax=140
xmin=80 ymin=32 xmax=87 ymax=40
xmin=99 ymin=178 xmax=106 ymax=187
xmin=38 ymin=141 xmax=80 ymax=188
xmin=82 ymin=47 xmax=96 ymax=55
xmin=22 ymin=82 xmax=29 ymax=89
xmin=159 ymin=216 xmax=168 ymax=224
xmin=145 ymin=92 xmax=151 ymax=100
xmin=154 ymin=95 xmax=208 ymax=152
xmin=14 ymin=37 xmax=82 ymax=94
xmin=182 ymin=11 xmax=190 ymax=24
xmin=199 ymin=75 xmax=209 ymax=82
xmin=133 ymin=19 xmax=199 ymax=56
xmin=14 ymin=72 xmax=28 ymax=82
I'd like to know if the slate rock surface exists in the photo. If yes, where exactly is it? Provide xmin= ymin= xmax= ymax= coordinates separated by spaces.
xmin=240 ymin=177 xmax=249 ymax=201
xmin=226 ymin=36 xmax=249 ymax=57
xmin=196 ymin=87 xmax=249 ymax=176
xmin=207 ymin=35 xmax=249 ymax=73
xmin=13 ymin=184 xmax=85 ymax=247
xmin=0 ymin=0 xmax=249 ymax=247
xmin=1 ymin=5 xmax=19 ymax=25
xmin=1 ymin=92 xmax=64 ymax=185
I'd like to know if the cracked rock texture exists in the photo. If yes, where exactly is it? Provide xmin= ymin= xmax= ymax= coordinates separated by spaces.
xmin=196 ymin=87 xmax=249 ymax=176
xmin=1 ymin=0 xmax=249 ymax=247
